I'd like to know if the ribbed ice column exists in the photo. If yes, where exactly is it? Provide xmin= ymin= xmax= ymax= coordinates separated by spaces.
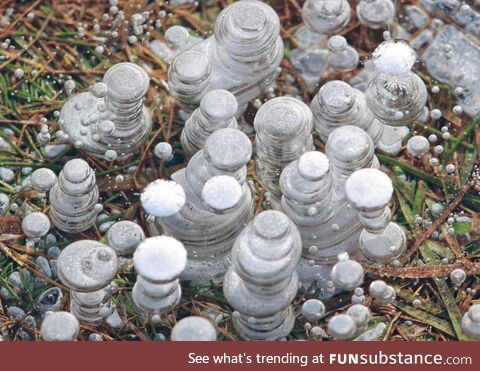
xmin=327 ymin=35 xmax=359 ymax=72
xmin=280 ymin=127 xmax=378 ymax=292
xmin=366 ymin=41 xmax=428 ymax=127
xmin=155 ymin=128 xmax=254 ymax=283
xmin=280 ymin=151 xmax=334 ymax=253
xmin=57 ymin=240 xmax=118 ymax=324
xmin=345 ymin=168 xmax=406 ymax=263
xmin=356 ymin=0 xmax=395 ymax=29
xmin=49 ymin=159 xmax=100 ymax=233
xmin=254 ymin=97 xmax=314 ymax=208
xmin=224 ymin=211 xmax=302 ymax=340
xmin=59 ymin=62 xmax=151 ymax=159
xmin=303 ymin=0 xmax=351 ymax=35
xmin=326 ymin=125 xmax=378 ymax=196
xmin=311 ymin=80 xmax=384 ymax=149
xmin=168 ymin=50 xmax=212 ymax=114
xmin=167 ymin=0 xmax=283 ymax=116
xmin=214 ymin=0 xmax=283 ymax=79
xmin=132 ymin=236 xmax=186 ymax=319
xmin=100 ymin=63 xmax=151 ymax=153
xmin=181 ymin=89 xmax=239 ymax=157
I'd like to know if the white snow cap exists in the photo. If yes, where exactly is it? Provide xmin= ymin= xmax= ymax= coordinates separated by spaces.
xmin=202 ymin=175 xmax=242 ymax=212
xmin=372 ymin=40 xmax=417 ymax=75
xmin=141 ymin=179 xmax=186 ymax=217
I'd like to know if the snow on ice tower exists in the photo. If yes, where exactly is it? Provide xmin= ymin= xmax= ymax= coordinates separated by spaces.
xmin=150 ymin=128 xmax=254 ymax=284
xmin=365 ymin=40 xmax=428 ymax=152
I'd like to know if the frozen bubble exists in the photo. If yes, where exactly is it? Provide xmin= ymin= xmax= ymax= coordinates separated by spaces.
xmin=450 ymin=268 xmax=466 ymax=286
xmin=141 ymin=179 xmax=186 ymax=217
xmin=31 ymin=168 xmax=57 ymax=192
xmin=301 ymin=299 xmax=326 ymax=322
xmin=453 ymin=105 xmax=463 ymax=115
xmin=0 ymin=167 xmax=15 ymax=183
xmin=462 ymin=304 xmax=480 ymax=340
xmin=430 ymin=109 xmax=442 ymax=120
xmin=331 ymin=255 xmax=364 ymax=291
xmin=328 ymin=314 xmax=357 ymax=340
xmin=22 ymin=212 xmax=50 ymax=238
xmin=90 ymin=82 xmax=108 ymax=98
xmin=407 ymin=135 xmax=430 ymax=157
xmin=154 ymin=142 xmax=173 ymax=161
xmin=64 ymin=79 xmax=76 ymax=93
xmin=429 ymin=158 xmax=439 ymax=167
xmin=446 ymin=164 xmax=456 ymax=174
xmin=36 ymin=287 xmax=63 ymax=314
xmin=369 ymin=280 xmax=387 ymax=297
xmin=347 ymin=304 xmax=370 ymax=330
xmin=431 ymin=203 xmax=444 ymax=216
xmin=104 ymin=149 xmax=118 ymax=162
xmin=165 ymin=26 xmax=190 ymax=49
xmin=431 ymin=85 xmax=440 ymax=93
xmin=412 ymin=299 xmax=422 ymax=308
xmin=14 ymin=68 xmax=25 ymax=79
xmin=434 ymin=145 xmax=444 ymax=154
xmin=98 ymin=120 xmax=115 ymax=135
xmin=354 ymin=287 xmax=364 ymax=296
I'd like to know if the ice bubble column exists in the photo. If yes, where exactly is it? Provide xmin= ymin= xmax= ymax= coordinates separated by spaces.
xmin=181 ymin=89 xmax=239 ymax=157
xmin=345 ymin=168 xmax=406 ymax=263
xmin=326 ymin=125 xmax=378 ymax=197
xmin=168 ymin=50 xmax=212 ymax=114
xmin=311 ymin=80 xmax=384 ymax=150
xmin=49 ymin=159 xmax=100 ymax=233
xmin=213 ymin=0 xmax=283 ymax=112
xmin=132 ymin=236 xmax=186 ymax=319
xmin=59 ymin=63 xmax=151 ymax=159
xmin=303 ymin=0 xmax=351 ymax=35
xmin=224 ymin=211 xmax=302 ymax=340
xmin=167 ymin=0 xmax=283 ymax=117
xmin=254 ymin=97 xmax=314 ymax=208
xmin=280 ymin=151 xmax=335 ymax=255
xmin=101 ymin=63 xmax=151 ymax=156
xmin=155 ymin=128 xmax=254 ymax=283
xmin=327 ymin=35 xmax=359 ymax=72
xmin=366 ymin=41 xmax=427 ymax=126
xmin=356 ymin=0 xmax=395 ymax=29
xmin=57 ymin=240 xmax=118 ymax=324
